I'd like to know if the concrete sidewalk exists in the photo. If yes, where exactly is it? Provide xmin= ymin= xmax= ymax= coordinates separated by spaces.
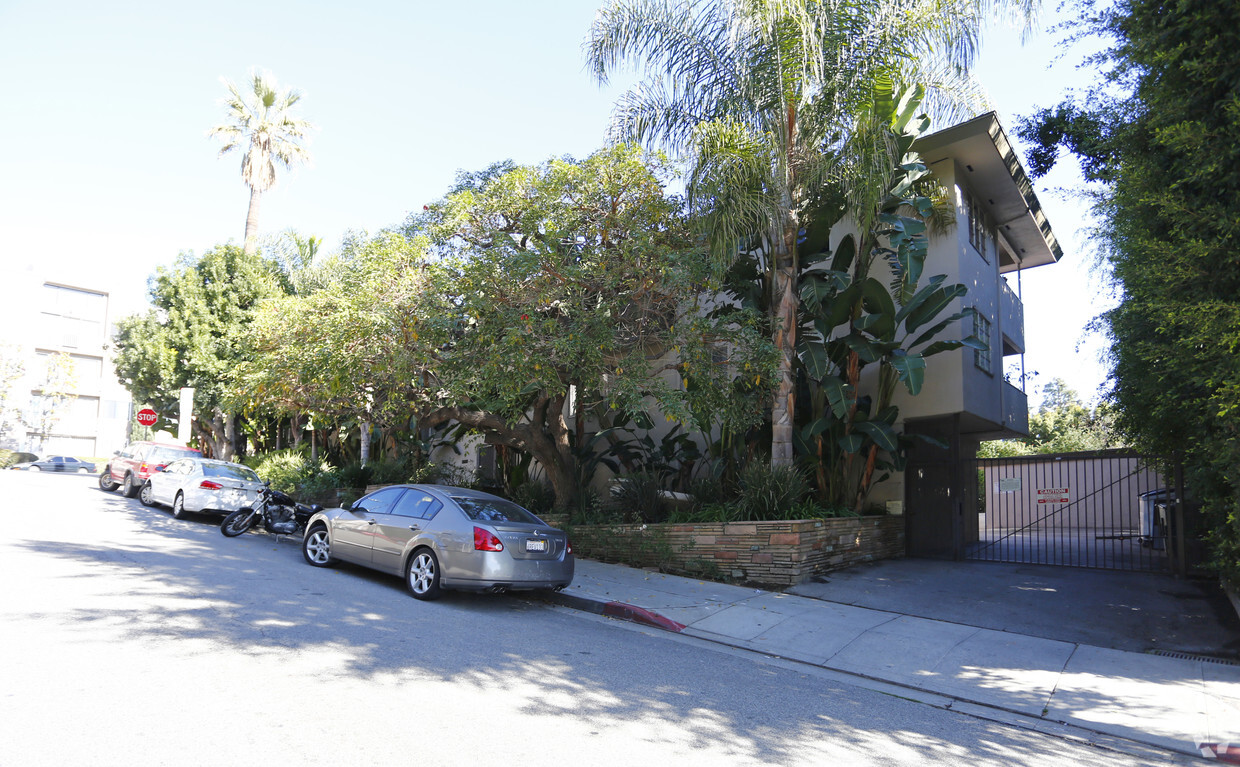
xmin=543 ymin=559 xmax=1240 ymax=762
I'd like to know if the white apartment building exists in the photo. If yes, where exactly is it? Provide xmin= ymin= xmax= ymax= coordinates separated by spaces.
xmin=0 ymin=261 xmax=138 ymax=458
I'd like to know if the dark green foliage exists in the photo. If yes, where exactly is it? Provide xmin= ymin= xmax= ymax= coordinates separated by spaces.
xmin=1017 ymin=0 xmax=1240 ymax=587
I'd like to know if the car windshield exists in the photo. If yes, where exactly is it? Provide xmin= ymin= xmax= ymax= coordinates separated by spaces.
xmin=203 ymin=464 xmax=260 ymax=482
xmin=452 ymin=497 xmax=544 ymax=525
xmin=149 ymin=447 xmax=198 ymax=464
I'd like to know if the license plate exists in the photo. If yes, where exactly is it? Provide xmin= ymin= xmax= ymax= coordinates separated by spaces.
xmin=525 ymin=539 xmax=547 ymax=552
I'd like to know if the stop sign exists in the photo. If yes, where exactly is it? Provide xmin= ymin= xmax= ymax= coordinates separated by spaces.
xmin=136 ymin=408 xmax=158 ymax=427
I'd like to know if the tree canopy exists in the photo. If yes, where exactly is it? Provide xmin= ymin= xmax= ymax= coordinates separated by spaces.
xmin=113 ymin=244 xmax=288 ymax=458
xmin=1016 ymin=0 xmax=1240 ymax=586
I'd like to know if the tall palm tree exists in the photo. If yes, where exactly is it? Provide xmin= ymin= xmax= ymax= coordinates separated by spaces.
xmin=209 ymin=72 xmax=314 ymax=254
xmin=587 ymin=0 xmax=1035 ymax=465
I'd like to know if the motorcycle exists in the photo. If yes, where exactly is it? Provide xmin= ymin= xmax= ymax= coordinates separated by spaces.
xmin=220 ymin=484 xmax=322 ymax=538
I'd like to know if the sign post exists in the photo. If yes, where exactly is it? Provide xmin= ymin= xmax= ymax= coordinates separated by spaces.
xmin=178 ymin=387 xmax=195 ymax=444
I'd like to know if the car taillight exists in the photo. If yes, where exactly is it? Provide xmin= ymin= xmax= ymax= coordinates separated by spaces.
xmin=473 ymin=527 xmax=504 ymax=552
xmin=566 ymin=538 xmax=573 ymax=556
xmin=199 ymin=480 xmax=222 ymax=490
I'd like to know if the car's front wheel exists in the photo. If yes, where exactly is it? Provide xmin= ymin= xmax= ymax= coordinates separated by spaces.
xmin=138 ymin=482 xmax=155 ymax=507
xmin=121 ymin=474 xmax=140 ymax=498
xmin=302 ymin=526 xmax=335 ymax=567
xmin=98 ymin=470 xmax=117 ymax=492
xmin=30 ymin=466 xmax=41 ymax=472
xmin=171 ymin=492 xmax=189 ymax=520
xmin=406 ymin=549 xmax=443 ymax=601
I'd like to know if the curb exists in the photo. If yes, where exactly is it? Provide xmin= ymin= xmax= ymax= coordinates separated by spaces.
xmin=541 ymin=591 xmax=685 ymax=632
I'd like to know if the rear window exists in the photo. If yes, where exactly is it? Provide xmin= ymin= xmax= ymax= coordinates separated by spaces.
xmin=204 ymin=464 xmax=260 ymax=482
xmin=148 ymin=447 xmax=200 ymax=464
xmin=452 ymin=497 xmax=544 ymax=525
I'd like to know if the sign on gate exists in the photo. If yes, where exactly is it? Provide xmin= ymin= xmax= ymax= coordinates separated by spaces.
xmin=1036 ymin=487 xmax=1071 ymax=504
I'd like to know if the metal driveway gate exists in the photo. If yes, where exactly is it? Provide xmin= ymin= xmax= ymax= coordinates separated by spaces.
xmin=963 ymin=450 xmax=1187 ymax=573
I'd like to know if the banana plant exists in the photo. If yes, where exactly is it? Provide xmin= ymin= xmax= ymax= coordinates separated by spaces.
xmin=796 ymin=84 xmax=986 ymax=512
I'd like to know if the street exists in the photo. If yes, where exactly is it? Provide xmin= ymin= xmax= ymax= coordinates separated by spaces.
xmin=0 ymin=471 xmax=1190 ymax=766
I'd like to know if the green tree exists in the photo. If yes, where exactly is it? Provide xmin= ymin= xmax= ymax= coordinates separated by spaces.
xmin=23 ymin=353 xmax=77 ymax=451
xmin=586 ymin=0 xmax=1034 ymax=465
xmin=410 ymin=145 xmax=777 ymax=509
xmin=1016 ymin=0 xmax=1240 ymax=587
xmin=208 ymin=71 xmax=314 ymax=254
xmin=978 ymin=377 xmax=1125 ymax=456
xmin=0 ymin=343 xmax=25 ymax=447
xmin=114 ymin=245 xmax=287 ymax=459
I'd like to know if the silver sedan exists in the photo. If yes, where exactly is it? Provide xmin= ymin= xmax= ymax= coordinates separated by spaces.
xmin=301 ymin=485 xmax=574 ymax=600
xmin=140 ymin=458 xmax=263 ymax=519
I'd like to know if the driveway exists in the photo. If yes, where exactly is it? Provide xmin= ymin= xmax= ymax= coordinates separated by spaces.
xmin=788 ymin=558 xmax=1240 ymax=660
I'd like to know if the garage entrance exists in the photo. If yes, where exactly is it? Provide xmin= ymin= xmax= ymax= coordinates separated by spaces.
xmin=963 ymin=450 xmax=1193 ymax=573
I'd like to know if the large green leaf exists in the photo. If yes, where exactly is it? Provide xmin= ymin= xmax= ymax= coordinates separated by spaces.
xmin=820 ymin=374 xmax=851 ymax=418
xmin=907 ymin=307 xmax=974 ymax=348
xmin=800 ymin=339 xmax=832 ymax=380
xmin=830 ymin=234 xmax=856 ymax=273
xmin=888 ymin=352 xmax=927 ymax=395
xmin=894 ymin=275 xmax=947 ymax=323
xmin=837 ymin=433 xmax=866 ymax=454
xmin=855 ymin=420 xmax=899 ymax=453
xmin=904 ymin=284 xmax=968 ymax=334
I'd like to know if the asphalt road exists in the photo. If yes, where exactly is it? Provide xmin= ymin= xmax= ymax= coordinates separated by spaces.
xmin=0 ymin=471 xmax=1193 ymax=766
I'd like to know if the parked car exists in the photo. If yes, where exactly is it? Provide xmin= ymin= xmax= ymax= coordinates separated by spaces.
xmin=99 ymin=441 xmax=202 ymax=498
xmin=139 ymin=458 xmax=264 ymax=519
xmin=301 ymin=485 xmax=574 ymax=600
xmin=20 ymin=456 xmax=97 ymax=473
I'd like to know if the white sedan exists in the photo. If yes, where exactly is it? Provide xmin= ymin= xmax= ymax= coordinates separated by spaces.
xmin=139 ymin=458 xmax=264 ymax=519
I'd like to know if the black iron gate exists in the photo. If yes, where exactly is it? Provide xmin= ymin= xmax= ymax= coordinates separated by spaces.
xmin=963 ymin=450 xmax=1189 ymax=573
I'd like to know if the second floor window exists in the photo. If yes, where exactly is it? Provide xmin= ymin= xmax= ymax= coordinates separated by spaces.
xmin=965 ymin=190 xmax=990 ymax=262
xmin=973 ymin=311 xmax=992 ymax=373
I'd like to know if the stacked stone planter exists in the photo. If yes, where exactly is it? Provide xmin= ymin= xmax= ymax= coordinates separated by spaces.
xmin=566 ymin=516 xmax=905 ymax=587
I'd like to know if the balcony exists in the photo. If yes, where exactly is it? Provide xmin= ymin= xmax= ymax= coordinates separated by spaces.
xmin=999 ymin=278 xmax=1024 ymax=354
xmin=1002 ymin=382 xmax=1029 ymax=435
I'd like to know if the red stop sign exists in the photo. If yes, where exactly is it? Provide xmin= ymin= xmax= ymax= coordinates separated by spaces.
xmin=136 ymin=408 xmax=158 ymax=427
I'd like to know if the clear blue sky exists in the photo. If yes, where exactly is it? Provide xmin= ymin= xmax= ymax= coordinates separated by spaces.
xmin=0 ymin=0 xmax=1110 ymax=407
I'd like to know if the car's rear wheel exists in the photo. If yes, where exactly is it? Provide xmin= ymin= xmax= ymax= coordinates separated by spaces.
xmin=406 ymin=549 xmax=443 ymax=601
xmin=138 ymin=482 xmax=155 ymax=507
xmin=220 ymin=509 xmax=255 ymax=537
xmin=121 ymin=473 xmax=140 ymax=498
xmin=302 ymin=526 xmax=335 ymax=567
xmin=171 ymin=492 xmax=188 ymax=520
xmin=78 ymin=467 xmax=90 ymax=474
xmin=98 ymin=470 xmax=117 ymax=492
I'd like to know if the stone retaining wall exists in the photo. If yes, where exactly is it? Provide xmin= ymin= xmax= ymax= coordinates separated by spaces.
xmin=564 ymin=516 xmax=905 ymax=587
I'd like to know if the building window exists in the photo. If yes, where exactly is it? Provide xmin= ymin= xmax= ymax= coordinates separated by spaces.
xmin=965 ymin=190 xmax=990 ymax=262
xmin=973 ymin=311 xmax=992 ymax=373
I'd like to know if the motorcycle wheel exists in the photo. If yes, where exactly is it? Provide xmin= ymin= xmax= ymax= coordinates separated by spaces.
xmin=220 ymin=509 xmax=256 ymax=537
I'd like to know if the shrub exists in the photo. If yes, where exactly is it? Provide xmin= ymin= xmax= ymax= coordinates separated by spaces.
xmin=249 ymin=450 xmax=340 ymax=502
xmin=609 ymin=471 xmax=667 ymax=523
xmin=512 ymin=481 xmax=556 ymax=516
xmin=734 ymin=463 xmax=809 ymax=521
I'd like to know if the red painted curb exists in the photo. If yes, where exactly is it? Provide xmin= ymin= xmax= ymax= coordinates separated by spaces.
xmin=602 ymin=601 xmax=687 ymax=632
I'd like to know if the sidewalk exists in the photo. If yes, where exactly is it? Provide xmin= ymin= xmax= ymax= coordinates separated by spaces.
xmin=543 ymin=559 xmax=1240 ymax=762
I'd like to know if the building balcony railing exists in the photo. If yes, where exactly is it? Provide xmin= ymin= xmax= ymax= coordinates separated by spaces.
xmin=1002 ymin=381 xmax=1029 ymax=435
xmin=999 ymin=278 xmax=1024 ymax=354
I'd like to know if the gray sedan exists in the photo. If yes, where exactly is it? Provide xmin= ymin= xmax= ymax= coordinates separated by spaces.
xmin=301 ymin=485 xmax=573 ymax=600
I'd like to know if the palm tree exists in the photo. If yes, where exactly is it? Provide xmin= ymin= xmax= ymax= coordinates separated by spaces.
xmin=587 ymin=0 xmax=1035 ymax=465
xmin=209 ymin=71 xmax=314 ymax=254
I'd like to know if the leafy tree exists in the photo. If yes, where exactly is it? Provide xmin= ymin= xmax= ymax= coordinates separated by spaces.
xmin=113 ymin=245 xmax=287 ymax=459
xmin=410 ymin=145 xmax=777 ymax=509
xmin=234 ymin=232 xmax=435 ymax=466
xmin=586 ymin=0 xmax=1035 ymax=465
xmin=208 ymin=71 xmax=314 ymax=254
xmin=0 ymin=343 xmax=25 ymax=448
xmin=1016 ymin=0 xmax=1240 ymax=587
xmin=23 ymin=353 xmax=77 ymax=451
xmin=978 ymin=377 xmax=1125 ymax=456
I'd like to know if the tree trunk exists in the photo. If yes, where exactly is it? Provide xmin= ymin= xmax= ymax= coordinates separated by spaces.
xmin=359 ymin=420 xmax=371 ymax=466
xmin=243 ymin=186 xmax=262 ymax=254
xmin=770 ymin=238 xmax=799 ymax=467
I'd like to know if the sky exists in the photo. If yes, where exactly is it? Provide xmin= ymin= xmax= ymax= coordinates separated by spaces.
xmin=0 ymin=0 xmax=1113 ymax=408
